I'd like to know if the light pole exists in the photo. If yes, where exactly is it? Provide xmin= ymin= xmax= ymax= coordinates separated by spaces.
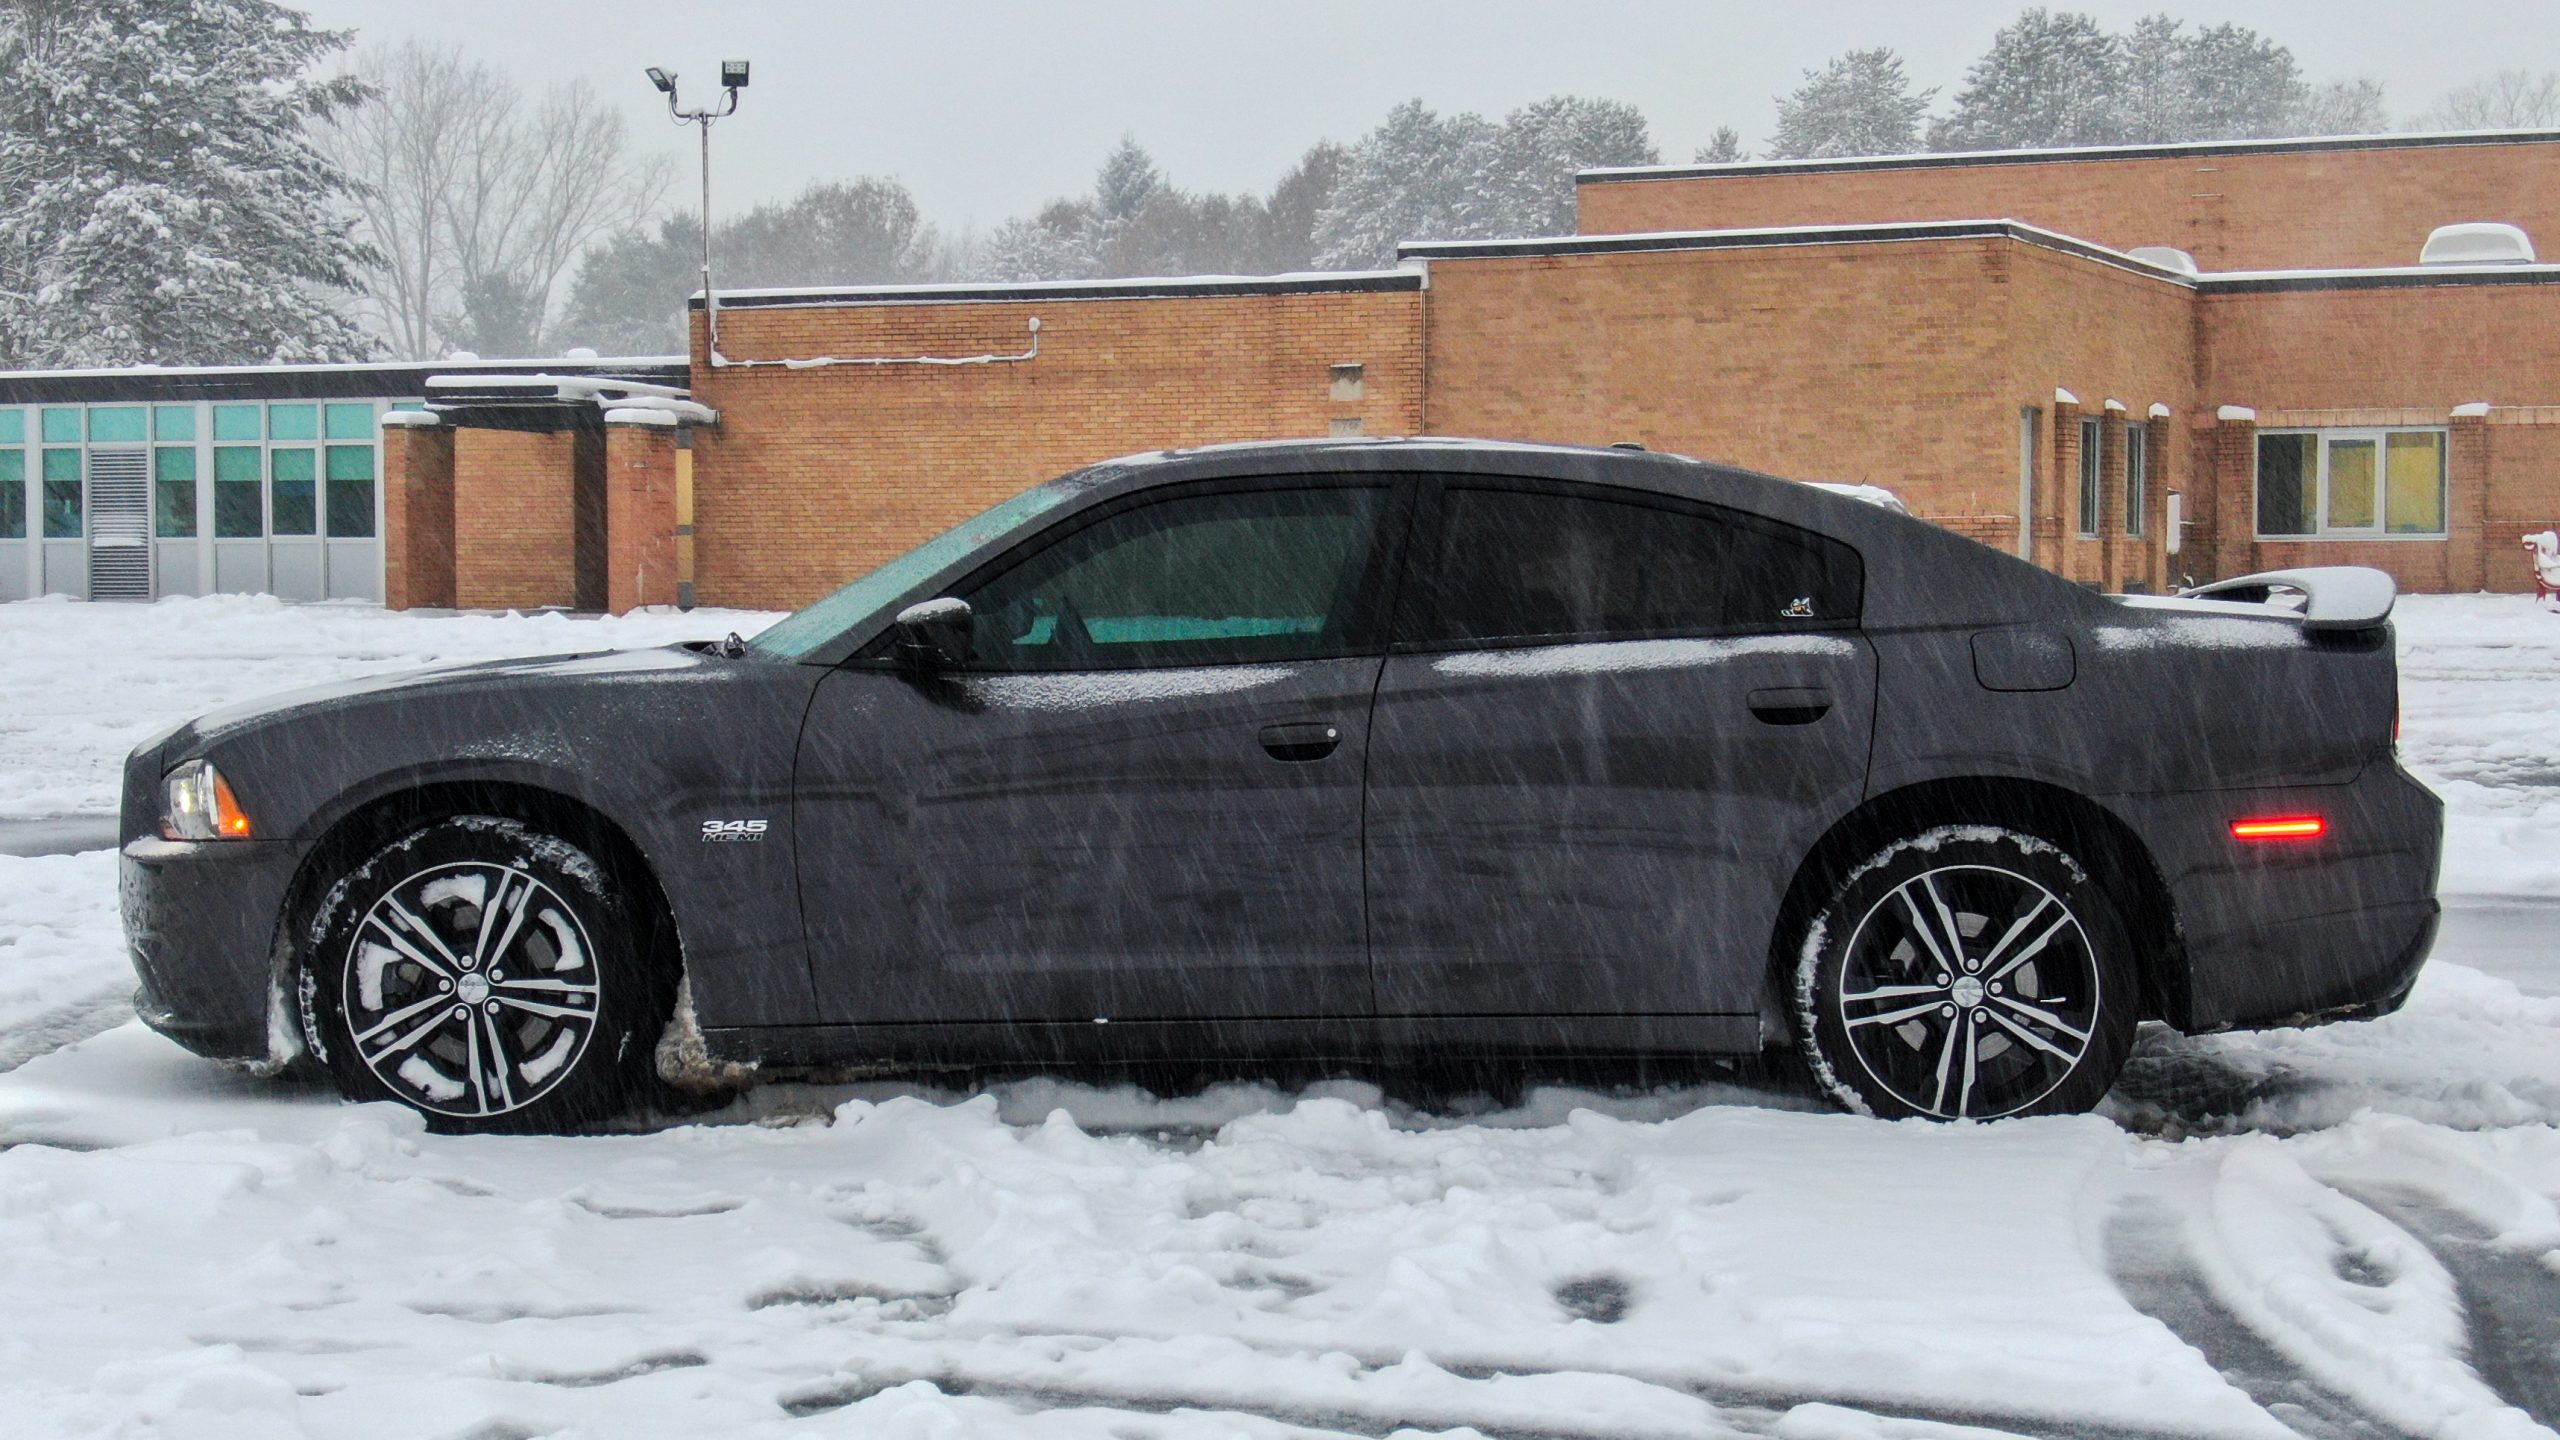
xmin=647 ymin=60 xmax=749 ymax=363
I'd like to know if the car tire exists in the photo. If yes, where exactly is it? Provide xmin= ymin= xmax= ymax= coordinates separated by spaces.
xmin=302 ymin=816 xmax=673 ymax=1134
xmin=1791 ymin=825 xmax=2137 ymax=1121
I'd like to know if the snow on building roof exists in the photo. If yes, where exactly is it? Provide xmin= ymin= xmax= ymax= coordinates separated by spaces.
xmin=699 ymin=270 xmax=1422 ymax=311
xmin=1577 ymin=127 xmax=2560 ymax=186
xmin=1397 ymin=218 xmax=2200 ymax=284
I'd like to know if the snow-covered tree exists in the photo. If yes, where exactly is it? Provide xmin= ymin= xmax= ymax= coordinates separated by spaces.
xmin=2416 ymin=70 xmax=2560 ymax=131
xmin=558 ymin=178 xmax=941 ymax=353
xmin=1767 ymin=48 xmax=1933 ymax=159
xmin=1695 ymin=128 xmax=1747 ymax=164
xmin=2297 ymin=77 xmax=2392 ymax=136
xmin=1312 ymin=96 xmax=1655 ymax=269
xmin=1930 ymin=9 xmax=2126 ymax=152
xmin=2171 ymin=23 xmax=2308 ymax=142
xmin=0 ymin=0 xmax=378 ymax=366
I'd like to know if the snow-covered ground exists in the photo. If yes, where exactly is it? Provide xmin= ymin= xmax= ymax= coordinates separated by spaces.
xmin=2 ymin=592 xmax=2558 ymax=1438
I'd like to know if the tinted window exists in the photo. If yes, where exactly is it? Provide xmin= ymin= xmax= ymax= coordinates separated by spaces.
xmin=962 ymin=486 xmax=1390 ymax=669
xmin=1398 ymin=484 xmax=1854 ymax=646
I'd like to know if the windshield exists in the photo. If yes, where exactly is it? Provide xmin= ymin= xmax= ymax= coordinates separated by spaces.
xmin=747 ymin=478 xmax=1086 ymax=659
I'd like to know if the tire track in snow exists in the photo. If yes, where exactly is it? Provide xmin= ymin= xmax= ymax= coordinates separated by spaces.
xmin=2335 ymin=1185 xmax=2560 ymax=1431
xmin=2102 ymin=1199 xmax=2413 ymax=1440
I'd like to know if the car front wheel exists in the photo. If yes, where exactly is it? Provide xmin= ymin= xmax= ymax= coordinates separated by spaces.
xmin=303 ymin=816 xmax=672 ymax=1133
xmin=1791 ymin=825 xmax=2137 ymax=1121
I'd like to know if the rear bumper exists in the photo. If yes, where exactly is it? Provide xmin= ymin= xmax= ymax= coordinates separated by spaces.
xmin=2105 ymin=759 xmax=2444 ymax=1033
xmin=121 ymin=835 xmax=307 ymax=1062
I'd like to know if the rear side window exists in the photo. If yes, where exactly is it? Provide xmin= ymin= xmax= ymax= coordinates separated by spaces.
xmin=1397 ymin=484 xmax=1857 ymax=647
xmin=961 ymin=485 xmax=1392 ymax=669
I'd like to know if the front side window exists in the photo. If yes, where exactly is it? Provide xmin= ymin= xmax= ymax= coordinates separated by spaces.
xmin=2124 ymin=424 xmax=2148 ymax=537
xmin=961 ymin=486 xmax=1390 ymax=670
xmin=1397 ymin=484 xmax=1857 ymax=648
xmin=2257 ymin=429 xmax=2446 ymax=538
xmin=2077 ymin=418 xmax=2102 ymax=537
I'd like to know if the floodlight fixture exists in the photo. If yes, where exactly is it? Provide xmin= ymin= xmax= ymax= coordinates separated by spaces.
xmin=721 ymin=59 xmax=750 ymax=90
xmin=645 ymin=66 xmax=675 ymax=94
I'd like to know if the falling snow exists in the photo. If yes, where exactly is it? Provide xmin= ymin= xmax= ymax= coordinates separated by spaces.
xmin=2 ymin=591 xmax=2560 ymax=1437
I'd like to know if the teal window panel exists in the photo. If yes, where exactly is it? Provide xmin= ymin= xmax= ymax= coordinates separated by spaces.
xmin=324 ymin=403 xmax=375 ymax=440
xmin=212 ymin=404 xmax=261 ymax=442
xmin=0 ymin=451 xmax=21 ymax=539
xmin=41 ymin=408 xmax=80 ymax=444
xmin=41 ymin=448 xmax=80 ymax=537
xmin=325 ymin=444 xmax=376 ymax=538
xmin=270 ymin=446 xmax=316 ymax=535
xmin=155 ymin=447 xmax=197 ymax=538
xmin=214 ymin=445 xmax=262 ymax=537
xmin=0 ymin=410 xmax=21 ymax=445
xmin=88 ymin=406 xmax=146 ymax=443
xmin=154 ymin=405 xmax=197 ymax=442
xmin=268 ymin=404 xmax=319 ymax=442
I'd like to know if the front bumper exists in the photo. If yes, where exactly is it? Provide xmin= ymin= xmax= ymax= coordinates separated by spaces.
xmin=121 ymin=835 xmax=309 ymax=1062
xmin=2105 ymin=758 xmax=2444 ymax=1033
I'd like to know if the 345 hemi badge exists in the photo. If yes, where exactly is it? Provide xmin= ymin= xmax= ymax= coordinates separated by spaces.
xmin=701 ymin=819 xmax=770 ymax=842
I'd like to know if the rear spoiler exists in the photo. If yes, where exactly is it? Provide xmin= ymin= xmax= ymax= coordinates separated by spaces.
xmin=2177 ymin=566 xmax=2397 ymax=631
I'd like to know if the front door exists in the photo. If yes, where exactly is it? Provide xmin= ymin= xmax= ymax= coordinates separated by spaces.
xmin=1365 ymin=479 xmax=1877 ymax=1021
xmin=794 ymin=479 xmax=1407 ymax=1027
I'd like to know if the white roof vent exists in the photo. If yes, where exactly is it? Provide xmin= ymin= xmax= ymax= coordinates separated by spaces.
xmin=2126 ymin=245 xmax=2199 ymax=275
xmin=2421 ymin=222 xmax=2536 ymax=266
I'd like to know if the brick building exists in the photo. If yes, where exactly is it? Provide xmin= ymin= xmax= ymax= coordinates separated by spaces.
xmin=10 ymin=128 xmax=2560 ymax=610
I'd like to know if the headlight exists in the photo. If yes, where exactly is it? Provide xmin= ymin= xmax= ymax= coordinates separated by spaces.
xmin=162 ymin=759 xmax=253 ymax=841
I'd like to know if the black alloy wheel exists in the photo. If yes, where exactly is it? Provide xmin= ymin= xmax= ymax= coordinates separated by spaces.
xmin=303 ymin=816 xmax=672 ymax=1133
xmin=1793 ymin=826 xmax=2137 ymax=1121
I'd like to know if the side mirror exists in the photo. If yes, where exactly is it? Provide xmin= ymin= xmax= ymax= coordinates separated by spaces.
xmin=892 ymin=597 xmax=973 ymax=671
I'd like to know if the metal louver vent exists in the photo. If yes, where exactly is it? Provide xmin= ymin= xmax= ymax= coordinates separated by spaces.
xmin=87 ymin=447 xmax=152 ymax=601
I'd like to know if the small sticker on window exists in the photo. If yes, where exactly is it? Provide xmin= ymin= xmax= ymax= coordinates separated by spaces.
xmin=1782 ymin=597 xmax=1817 ymax=619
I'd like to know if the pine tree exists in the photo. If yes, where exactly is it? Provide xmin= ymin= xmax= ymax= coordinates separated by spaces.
xmin=1767 ymin=48 xmax=1934 ymax=159
xmin=0 ymin=0 xmax=378 ymax=366
xmin=1312 ymin=101 xmax=1499 ymax=269
xmin=1931 ymin=9 xmax=2126 ymax=152
xmin=1694 ymin=128 xmax=1747 ymax=165
xmin=2175 ymin=23 xmax=2307 ymax=141
xmin=1481 ymin=96 xmax=1658 ymax=237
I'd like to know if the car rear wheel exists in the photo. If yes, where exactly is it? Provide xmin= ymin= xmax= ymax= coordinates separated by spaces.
xmin=1791 ymin=826 xmax=2136 ymax=1121
xmin=303 ymin=816 xmax=672 ymax=1133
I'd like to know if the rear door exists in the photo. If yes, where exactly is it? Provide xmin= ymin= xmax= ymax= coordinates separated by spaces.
xmin=1365 ymin=478 xmax=1876 ymax=1020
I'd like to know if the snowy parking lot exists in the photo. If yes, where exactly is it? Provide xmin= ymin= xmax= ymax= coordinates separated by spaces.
xmin=4 ymin=593 xmax=2560 ymax=1439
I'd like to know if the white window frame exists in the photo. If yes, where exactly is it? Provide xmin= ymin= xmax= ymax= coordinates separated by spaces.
xmin=2076 ymin=417 xmax=2102 ymax=538
xmin=2254 ymin=426 xmax=2449 ymax=541
xmin=2123 ymin=423 xmax=2147 ymax=538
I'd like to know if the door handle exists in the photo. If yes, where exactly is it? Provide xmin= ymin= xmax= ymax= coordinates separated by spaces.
xmin=1747 ymin=686 xmax=1833 ymax=726
xmin=1258 ymin=721 xmax=1342 ymax=762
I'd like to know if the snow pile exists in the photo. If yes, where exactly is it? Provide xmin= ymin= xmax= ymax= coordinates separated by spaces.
xmin=2393 ymin=594 xmax=2560 ymax=895
xmin=0 ymin=851 xmax=124 ymax=1070
xmin=0 ymin=594 xmax=778 ymax=820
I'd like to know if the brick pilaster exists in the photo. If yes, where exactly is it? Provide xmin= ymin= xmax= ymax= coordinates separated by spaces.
xmin=2204 ymin=407 xmax=2259 ymax=583
xmin=380 ymin=414 xmax=454 ymax=610
xmin=2448 ymin=406 xmax=2492 ymax=592
xmin=604 ymin=412 xmax=680 ymax=613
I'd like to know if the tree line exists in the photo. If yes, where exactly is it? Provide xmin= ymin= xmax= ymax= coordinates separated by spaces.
xmin=3 ymin=2 xmax=2557 ymax=367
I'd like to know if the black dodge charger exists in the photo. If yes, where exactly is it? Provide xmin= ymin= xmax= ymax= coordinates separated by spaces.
xmin=120 ymin=439 xmax=2443 ymax=1131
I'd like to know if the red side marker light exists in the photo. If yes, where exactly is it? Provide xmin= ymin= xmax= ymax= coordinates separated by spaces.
xmin=2232 ymin=815 xmax=2325 ymax=841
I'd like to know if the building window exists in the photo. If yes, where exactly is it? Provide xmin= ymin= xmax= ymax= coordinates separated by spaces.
xmin=325 ymin=444 xmax=376 ymax=537
xmin=154 ymin=405 xmax=195 ymax=442
xmin=270 ymin=447 xmax=317 ymax=536
xmin=0 ymin=451 xmax=22 ymax=540
xmin=2077 ymin=418 xmax=2102 ymax=537
xmin=2256 ymin=429 xmax=2447 ymax=538
xmin=214 ymin=445 xmax=262 ymax=537
xmin=41 ymin=448 xmax=81 ymax=537
xmin=268 ymin=403 xmax=319 ymax=442
xmin=155 ymin=447 xmax=198 ymax=538
xmin=2124 ymin=424 xmax=2148 ymax=538
xmin=212 ymin=404 xmax=261 ymax=442
xmin=40 ymin=408 xmax=80 ymax=445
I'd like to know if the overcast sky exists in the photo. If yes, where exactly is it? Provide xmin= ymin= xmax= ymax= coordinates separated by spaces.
xmin=293 ymin=1 xmax=2558 ymax=232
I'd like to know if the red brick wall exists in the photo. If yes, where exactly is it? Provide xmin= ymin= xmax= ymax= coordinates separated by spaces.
xmin=1420 ymin=234 xmax=2192 ymax=587
xmin=382 ymin=421 xmax=454 ymax=610
xmin=453 ymin=428 xmax=576 ymax=611
xmin=1578 ymin=137 xmax=2560 ymax=272
xmin=604 ymin=419 xmax=678 ymax=612
xmin=686 ymin=290 xmax=1424 ymax=611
